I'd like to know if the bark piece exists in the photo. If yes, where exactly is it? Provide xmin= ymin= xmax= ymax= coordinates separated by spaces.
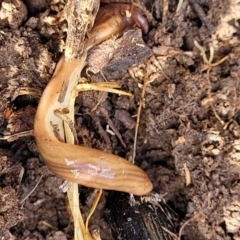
xmin=87 ymin=29 xmax=153 ymax=73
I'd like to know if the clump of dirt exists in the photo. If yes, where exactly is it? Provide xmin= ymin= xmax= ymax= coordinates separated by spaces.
xmin=0 ymin=0 xmax=240 ymax=239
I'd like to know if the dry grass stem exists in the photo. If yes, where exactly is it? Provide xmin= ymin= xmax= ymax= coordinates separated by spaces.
xmin=62 ymin=0 xmax=100 ymax=239
xmin=184 ymin=163 xmax=191 ymax=186
xmin=76 ymin=82 xmax=132 ymax=96
xmin=0 ymin=130 xmax=34 ymax=142
xmin=194 ymin=40 xmax=230 ymax=126
xmin=178 ymin=212 xmax=202 ymax=239
xmin=85 ymin=189 xmax=103 ymax=236
xmin=194 ymin=39 xmax=229 ymax=74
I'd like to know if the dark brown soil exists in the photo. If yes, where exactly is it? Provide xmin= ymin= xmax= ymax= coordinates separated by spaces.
xmin=1 ymin=0 xmax=240 ymax=239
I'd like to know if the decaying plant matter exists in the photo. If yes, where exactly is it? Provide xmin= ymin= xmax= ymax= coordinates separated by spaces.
xmin=33 ymin=0 xmax=153 ymax=239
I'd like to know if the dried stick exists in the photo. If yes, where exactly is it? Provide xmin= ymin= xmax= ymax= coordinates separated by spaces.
xmin=63 ymin=1 xmax=100 ymax=239
xmin=64 ymin=0 xmax=100 ymax=61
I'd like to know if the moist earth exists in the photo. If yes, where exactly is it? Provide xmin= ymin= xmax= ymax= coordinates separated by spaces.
xmin=0 ymin=0 xmax=240 ymax=239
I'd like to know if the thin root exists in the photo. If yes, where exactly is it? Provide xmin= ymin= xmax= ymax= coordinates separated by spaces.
xmin=194 ymin=39 xmax=229 ymax=126
xmin=178 ymin=212 xmax=202 ymax=239
xmin=194 ymin=39 xmax=229 ymax=76
xmin=20 ymin=175 xmax=43 ymax=204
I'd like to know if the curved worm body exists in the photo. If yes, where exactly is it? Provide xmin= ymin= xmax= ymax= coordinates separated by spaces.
xmin=86 ymin=3 xmax=149 ymax=50
xmin=34 ymin=4 xmax=152 ymax=195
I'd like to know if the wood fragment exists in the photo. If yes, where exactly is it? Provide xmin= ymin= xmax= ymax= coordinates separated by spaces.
xmin=184 ymin=163 xmax=191 ymax=186
xmin=88 ymin=29 xmax=152 ymax=73
xmin=64 ymin=0 xmax=100 ymax=60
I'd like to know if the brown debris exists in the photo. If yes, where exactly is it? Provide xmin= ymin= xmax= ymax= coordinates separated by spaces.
xmin=87 ymin=29 xmax=153 ymax=74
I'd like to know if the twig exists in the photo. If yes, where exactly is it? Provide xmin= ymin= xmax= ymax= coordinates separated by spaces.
xmin=178 ymin=212 xmax=202 ymax=239
xmin=194 ymin=39 xmax=229 ymax=126
xmin=132 ymin=68 xmax=149 ymax=164
xmin=161 ymin=226 xmax=178 ymax=240
xmin=20 ymin=175 xmax=43 ymax=204
xmin=64 ymin=0 xmax=100 ymax=61
xmin=75 ymin=82 xmax=132 ymax=96
xmin=63 ymin=0 xmax=100 ymax=239
xmin=188 ymin=0 xmax=214 ymax=33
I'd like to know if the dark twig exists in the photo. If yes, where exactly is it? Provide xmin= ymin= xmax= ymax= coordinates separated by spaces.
xmin=188 ymin=0 xmax=214 ymax=33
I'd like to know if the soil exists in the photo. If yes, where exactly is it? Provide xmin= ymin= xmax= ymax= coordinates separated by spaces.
xmin=0 ymin=0 xmax=240 ymax=239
